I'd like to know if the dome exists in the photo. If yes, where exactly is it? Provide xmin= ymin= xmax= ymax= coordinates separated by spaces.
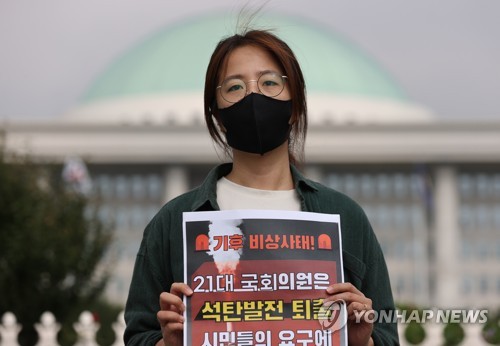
xmin=64 ymin=13 xmax=433 ymax=125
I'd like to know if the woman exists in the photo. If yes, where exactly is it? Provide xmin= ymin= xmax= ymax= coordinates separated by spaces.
xmin=124 ymin=29 xmax=399 ymax=346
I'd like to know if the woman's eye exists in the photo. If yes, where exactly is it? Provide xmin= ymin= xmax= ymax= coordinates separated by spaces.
xmin=227 ymin=84 xmax=243 ymax=92
xmin=262 ymin=80 xmax=278 ymax=87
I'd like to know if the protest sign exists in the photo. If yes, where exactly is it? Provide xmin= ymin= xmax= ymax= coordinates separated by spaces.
xmin=183 ymin=210 xmax=346 ymax=346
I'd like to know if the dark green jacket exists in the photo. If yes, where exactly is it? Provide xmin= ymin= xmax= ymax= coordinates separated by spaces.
xmin=124 ymin=163 xmax=399 ymax=345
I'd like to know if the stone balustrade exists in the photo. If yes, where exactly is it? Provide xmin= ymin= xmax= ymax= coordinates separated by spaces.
xmin=0 ymin=311 xmax=493 ymax=345
xmin=397 ymin=320 xmax=491 ymax=346
xmin=0 ymin=311 xmax=124 ymax=346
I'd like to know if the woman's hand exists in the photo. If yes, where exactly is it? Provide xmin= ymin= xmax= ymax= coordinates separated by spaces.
xmin=156 ymin=283 xmax=193 ymax=346
xmin=324 ymin=283 xmax=374 ymax=346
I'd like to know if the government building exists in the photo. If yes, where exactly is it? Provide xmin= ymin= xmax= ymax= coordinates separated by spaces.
xmin=2 ymin=14 xmax=499 ymax=310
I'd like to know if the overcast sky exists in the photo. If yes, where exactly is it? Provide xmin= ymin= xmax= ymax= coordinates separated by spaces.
xmin=1 ymin=0 xmax=499 ymax=121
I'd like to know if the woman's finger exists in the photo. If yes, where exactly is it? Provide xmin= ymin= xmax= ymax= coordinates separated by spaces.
xmin=159 ymin=283 xmax=193 ymax=313
xmin=346 ymin=301 xmax=372 ymax=320
xmin=159 ymin=292 xmax=184 ymax=313
xmin=326 ymin=282 xmax=363 ymax=296
xmin=157 ymin=310 xmax=185 ymax=328
xmin=324 ymin=291 xmax=366 ymax=304
xmin=170 ymin=282 xmax=193 ymax=297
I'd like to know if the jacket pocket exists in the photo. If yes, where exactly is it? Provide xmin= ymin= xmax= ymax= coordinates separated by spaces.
xmin=342 ymin=250 xmax=366 ymax=289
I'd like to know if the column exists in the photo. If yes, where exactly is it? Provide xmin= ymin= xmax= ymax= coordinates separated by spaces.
xmin=397 ymin=322 xmax=408 ymax=346
xmin=421 ymin=321 xmax=443 ymax=346
xmin=462 ymin=323 xmax=487 ymax=346
xmin=433 ymin=165 xmax=460 ymax=308
xmin=163 ymin=166 xmax=189 ymax=204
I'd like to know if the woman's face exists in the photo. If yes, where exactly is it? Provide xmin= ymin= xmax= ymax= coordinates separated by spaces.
xmin=216 ymin=45 xmax=291 ymax=109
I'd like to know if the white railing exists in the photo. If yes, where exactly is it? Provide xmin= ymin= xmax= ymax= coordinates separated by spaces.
xmin=0 ymin=311 xmax=124 ymax=346
xmin=397 ymin=320 xmax=489 ymax=346
xmin=0 ymin=311 xmax=491 ymax=345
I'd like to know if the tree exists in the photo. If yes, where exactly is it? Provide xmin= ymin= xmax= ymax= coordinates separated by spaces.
xmin=0 ymin=153 xmax=113 ymax=345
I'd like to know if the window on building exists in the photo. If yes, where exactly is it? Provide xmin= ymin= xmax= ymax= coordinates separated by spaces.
xmin=476 ymin=174 xmax=490 ymax=199
xmin=344 ymin=174 xmax=358 ymax=197
xmin=479 ymin=275 xmax=489 ymax=294
xmin=376 ymin=174 xmax=391 ymax=199
xmin=115 ymin=175 xmax=129 ymax=200
xmin=394 ymin=241 xmax=406 ymax=260
xmin=476 ymin=204 xmax=492 ymax=231
xmin=393 ymin=205 xmax=407 ymax=230
xmin=131 ymin=174 xmax=146 ymax=200
xmin=97 ymin=174 xmax=113 ymax=199
xmin=97 ymin=205 xmax=112 ymax=225
xmin=494 ymin=174 xmax=500 ymax=198
xmin=115 ymin=206 xmax=129 ymax=230
xmin=410 ymin=174 xmax=422 ymax=200
xmin=459 ymin=205 xmax=474 ymax=232
xmin=148 ymin=174 xmax=162 ymax=200
xmin=394 ymin=174 xmax=407 ymax=199
xmin=410 ymin=205 xmax=426 ymax=231
xmin=494 ymin=205 xmax=500 ymax=229
xmin=477 ymin=241 xmax=490 ymax=260
xmin=461 ymin=276 xmax=472 ymax=295
xmin=130 ymin=206 xmax=144 ymax=230
xmin=360 ymin=174 xmax=375 ymax=199
xmin=377 ymin=204 xmax=391 ymax=230
xmin=459 ymin=174 xmax=474 ymax=200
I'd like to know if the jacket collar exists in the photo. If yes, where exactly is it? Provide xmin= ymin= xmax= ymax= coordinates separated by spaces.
xmin=191 ymin=162 xmax=318 ymax=211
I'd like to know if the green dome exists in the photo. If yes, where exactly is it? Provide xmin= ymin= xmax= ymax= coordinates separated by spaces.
xmin=82 ymin=13 xmax=407 ymax=104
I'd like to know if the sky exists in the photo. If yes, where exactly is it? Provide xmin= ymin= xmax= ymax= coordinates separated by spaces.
xmin=0 ymin=0 xmax=499 ymax=121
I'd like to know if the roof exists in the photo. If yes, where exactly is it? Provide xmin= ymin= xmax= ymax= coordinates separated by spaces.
xmin=65 ymin=13 xmax=433 ymax=125
xmin=82 ymin=13 xmax=408 ymax=103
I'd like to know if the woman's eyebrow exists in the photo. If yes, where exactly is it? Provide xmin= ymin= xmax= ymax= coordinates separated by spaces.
xmin=258 ymin=69 xmax=279 ymax=76
xmin=223 ymin=70 xmax=280 ymax=81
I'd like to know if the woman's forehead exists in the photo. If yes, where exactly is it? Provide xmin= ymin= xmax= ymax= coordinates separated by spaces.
xmin=219 ymin=45 xmax=282 ymax=78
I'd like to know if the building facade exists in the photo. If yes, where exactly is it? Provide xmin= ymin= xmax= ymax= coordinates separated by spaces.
xmin=4 ymin=120 xmax=500 ymax=308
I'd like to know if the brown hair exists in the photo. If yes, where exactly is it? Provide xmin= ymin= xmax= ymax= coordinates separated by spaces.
xmin=204 ymin=29 xmax=307 ymax=164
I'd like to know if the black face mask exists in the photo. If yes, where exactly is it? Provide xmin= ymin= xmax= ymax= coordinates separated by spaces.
xmin=217 ymin=93 xmax=292 ymax=155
